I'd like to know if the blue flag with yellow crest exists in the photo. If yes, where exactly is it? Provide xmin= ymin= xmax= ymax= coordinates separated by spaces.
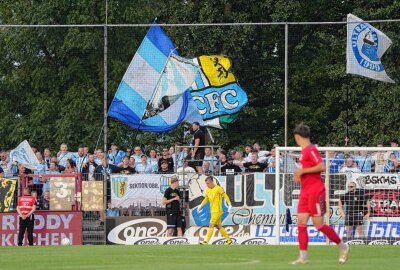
xmin=185 ymin=55 xmax=248 ymax=129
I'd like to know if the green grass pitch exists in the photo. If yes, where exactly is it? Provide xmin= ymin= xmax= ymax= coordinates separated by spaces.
xmin=1 ymin=245 xmax=398 ymax=270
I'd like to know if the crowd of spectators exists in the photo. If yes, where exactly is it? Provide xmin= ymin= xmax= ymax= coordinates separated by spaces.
xmin=1 ymin=140 xmax=400 ymax=181
xmin=1 ymin=140 xmax=399 ymax=213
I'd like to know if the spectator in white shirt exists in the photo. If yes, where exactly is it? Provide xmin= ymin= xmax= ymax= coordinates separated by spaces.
xmin=177 ymin=158 xmax=196 ymax=176
xmin=340 ymin=158 xmax=361 ymax=173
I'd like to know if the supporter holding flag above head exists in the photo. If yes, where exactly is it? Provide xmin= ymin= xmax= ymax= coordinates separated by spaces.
xmin=107 ymin=143 xmax=125 ymax=165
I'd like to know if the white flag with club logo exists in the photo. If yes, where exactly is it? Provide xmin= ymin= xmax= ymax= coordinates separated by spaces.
xmin=346 ymin=14 xmax=395 ymax=83
xmin=10 ymin=140 xmax=40 ymax=170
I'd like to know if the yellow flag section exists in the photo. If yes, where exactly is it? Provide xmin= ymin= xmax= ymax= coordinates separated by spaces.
xmin=197 ymin=55 xmax=236 ymax=86
xmin=0 ymin=178 xmax=17 ymax=212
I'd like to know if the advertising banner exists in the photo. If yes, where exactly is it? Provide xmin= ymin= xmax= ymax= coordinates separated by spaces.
xmin=111 ymin=174 xmax=178 ymax=208
xmin=0 ymin=211 xmax=82 ymax=246
xmin=184 ymin=225 xmax=251 ymax=242
xmin=366 ymin=190 xmax=400 ymax=217
xmin=349 ymin=173 xmax=400 ymax=190
xmin=188 ymin=173 xmax=289 ymax=226
xmin=0 ymin=178 xmax=17 ymax=212
xmin=82 ymin=181 xmax=104 ymax=211
xmin=107 ymin=216 xmax=169 ymax=244
xmin=50 ymin=177 xmax=75 ymax=211
xmin=253 ymin=217 xmax=400 ymax=245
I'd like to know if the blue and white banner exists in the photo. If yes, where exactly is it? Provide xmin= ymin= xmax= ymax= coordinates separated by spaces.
xmin=9 ymin=140 xmax=40 ymax=170
xmin=190 ymin=82 xmax=248 ymax=120
xmin=108 ymin=22 xmax=198 ymax=133
xmin=346 ymin=13 xmax=395 ymax=83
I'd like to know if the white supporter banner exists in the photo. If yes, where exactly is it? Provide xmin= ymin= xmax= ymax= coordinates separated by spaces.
xmin=346 ymin=13 xmax=394 ymax=83
xmin=111 ymin=174 xmax=177 ymax=208
xmin=9 ymin=140 xmax=40 ymax=170
xmin=348 ymin=173 xmax=400 ymax=189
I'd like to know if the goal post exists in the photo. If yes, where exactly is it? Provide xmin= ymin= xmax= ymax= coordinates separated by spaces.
xmin=275 ymin=146 xmax=400 ymax=245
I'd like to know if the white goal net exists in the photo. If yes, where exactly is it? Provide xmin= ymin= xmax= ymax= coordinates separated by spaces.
xmin=275 ymin=146 xmax=400 ymax=246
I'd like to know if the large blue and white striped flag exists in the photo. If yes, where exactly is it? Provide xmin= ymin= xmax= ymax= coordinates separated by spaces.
xmin=108 ymin=22 xmax=199 ymax=132
xmin=347 ymin=14 xmax=395 ymax=83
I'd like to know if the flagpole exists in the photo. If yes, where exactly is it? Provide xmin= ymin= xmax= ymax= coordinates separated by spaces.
xmin=284 ymin=23 xmax=288 ymax=147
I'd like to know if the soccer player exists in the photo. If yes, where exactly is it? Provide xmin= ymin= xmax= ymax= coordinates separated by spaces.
xmin=198 ymin=176 xmax=232 ymax=245
xmin=292 ymin=124 xmax=349 ymax=265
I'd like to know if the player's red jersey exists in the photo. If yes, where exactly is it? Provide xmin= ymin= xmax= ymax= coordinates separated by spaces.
xmin=18 ymin=196 xmax=35 ymax=215
xmin=299 ymin=144 xmax=324 ymax=190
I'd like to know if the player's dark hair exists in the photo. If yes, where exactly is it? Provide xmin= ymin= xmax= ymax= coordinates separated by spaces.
xmin=293 ymin=123 xmax=311 ymax=138
xmin=205 ymin=176 xmax=214 ymax=182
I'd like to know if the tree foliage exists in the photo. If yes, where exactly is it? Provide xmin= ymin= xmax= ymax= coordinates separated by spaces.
xmin=0 ymin=0 xmax=399 ymax=153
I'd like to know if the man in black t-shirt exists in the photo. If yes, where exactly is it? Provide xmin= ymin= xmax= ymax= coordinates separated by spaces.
xmin=191 ymin=122 xmax=205 ymax=174
xmin=119 ymin=156 xmax=136 ymax=174
xmin=158 ymin=160 xmax=174 ymax=174
xmin=338 ymin=182 xmax=370 ymax=238
xmin=162 ymin=177 xmax=183 ymax=236
xmin=221 ymin=156 xmax=242 ymax=174
xmin=243 ymin=152 xmax=267 ymax=173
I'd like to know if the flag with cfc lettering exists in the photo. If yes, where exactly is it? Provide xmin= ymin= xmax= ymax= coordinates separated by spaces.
xmin=185 ymin=55 xmax=248 ymax=129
